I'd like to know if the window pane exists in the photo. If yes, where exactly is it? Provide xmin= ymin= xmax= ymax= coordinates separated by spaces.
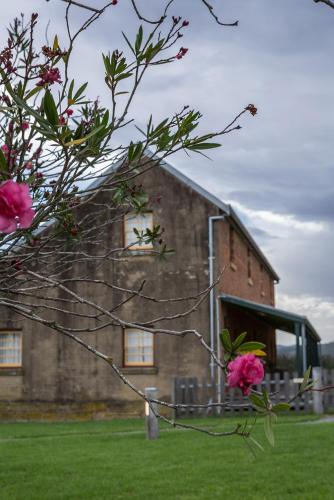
xmin=0 ymin=333 xmax=22 ymax=366
xmin=125 ymin=329 xmax=153 ymax=366
xmin=124 ymin=213 xmax=153 ymax=249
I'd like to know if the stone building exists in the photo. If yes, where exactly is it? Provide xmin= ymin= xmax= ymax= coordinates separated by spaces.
xmin=0 ymin=156 xmax=320 ymax=419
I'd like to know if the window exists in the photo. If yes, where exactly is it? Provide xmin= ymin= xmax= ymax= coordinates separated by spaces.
xmin=124 ymin=213 xmax=154 ymax=250
xmin=0 ymin=332 xmax=22 ymax=367
xmin=124 ymin=328 xmax=154 ymax=366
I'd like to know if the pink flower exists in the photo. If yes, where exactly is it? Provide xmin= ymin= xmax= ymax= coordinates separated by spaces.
xmin=65 ymin=108 xmax=73 ymax=116
xmin=227 ymin=354 xmax=264 ymax=396
xmin=0 ymin=180 xmax=35 ymax=233
xmin=37 ymin=67 xmax=62 ymax=86
xmin=21 ymin=121 xmax=29 ymax=131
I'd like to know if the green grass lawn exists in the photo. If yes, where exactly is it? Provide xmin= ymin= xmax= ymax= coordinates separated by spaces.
xmin=1 ymin=414 xmax=333 ymax=500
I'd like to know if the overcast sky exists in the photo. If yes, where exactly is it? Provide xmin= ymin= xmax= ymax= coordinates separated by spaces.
xmin=2 ymin=0 xmax=334 ymax=344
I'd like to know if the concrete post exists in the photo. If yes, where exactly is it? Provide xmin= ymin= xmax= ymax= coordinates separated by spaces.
xmin=312 ymin=367 xmax=324 ymax=415
xmin=145 ymin=387 xmax=159 ymax=440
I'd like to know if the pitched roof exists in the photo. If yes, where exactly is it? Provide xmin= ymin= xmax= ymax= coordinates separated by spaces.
xmin=87 ymin=152 xmax=279 ymax=281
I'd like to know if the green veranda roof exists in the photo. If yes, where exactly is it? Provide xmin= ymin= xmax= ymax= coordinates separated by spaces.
xmin=220 ymin=293 xmax=321 ymax=342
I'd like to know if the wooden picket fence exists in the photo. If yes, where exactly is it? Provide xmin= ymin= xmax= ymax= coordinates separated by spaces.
xmin=322 ymin=368 xmax=334 ymax=411
xmin=172 ymin=369 xmax=334 ymax=418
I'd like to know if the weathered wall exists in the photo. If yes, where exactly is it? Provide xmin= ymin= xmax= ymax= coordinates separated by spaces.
xmin=0 ymin=162 xmax=277 ymax=418
xmin=0 ymin=164 xmax=219 ymax=413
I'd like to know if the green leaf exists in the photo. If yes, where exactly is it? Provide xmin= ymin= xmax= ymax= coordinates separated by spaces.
xmin=264 ymin=414 xmax=275 ymax=447
xmin=249 ymin=436 xmax=264 ymax=452
xmin=300 ymin=366 xmax=312 ymax=392
xmin=128 ymin=141 xmax=143 ymax=162
xmin=122 ymin=31 xmax=136 ymax=56
xmin=43 ymin=90 xmax=58 ymax=127
xmin=68 ymin=79 xmax=75 ymax=101
xmin=115 ymin=72 xmax=133 ymax=82
xmin=249 ymin=394 xmax=267 ymax=412
xmin=187 ymin=142 xmax=221 ymax=151
xmin=262 ymin=388 xmax=269 ymax=407
xmin=135 ymin=25 xmax=143 ymax=54
xmin=0 ymin=149 xmax=8 ymax=174
xmin=272 ymin=402 xmax=291 ymax=412
xmin=220 ymin=329 xmax=232 ymax=352
xmin=5 ymin=86 xmax=49 ymax=127
xmin=25 ymin=86 xmax=43 ymax=100
xmin=73 ymin=83 xmax=88 ymax=101
xmin=16 ymin=81 xmax=24 ymax=98
xmin=232 ymin=332 xmax=247 ymax=350
xmin=64 ymin=124 xmax=106 ymax=147
xmin=101 ymin=110 xmax=109 ymax=127
xmin=53 ymin=35 xmax=59 ymax=51
xmin=237 ymin=341 xmax=266 ymax=354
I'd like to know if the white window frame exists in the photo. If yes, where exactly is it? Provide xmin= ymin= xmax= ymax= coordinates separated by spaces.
xmin=0 ymin=331 xmax=22 ymax=368
xmin=124 ymin=212 xmax=154 ymax=250
xmin=124 ymin=328 xmax=154 ymax=367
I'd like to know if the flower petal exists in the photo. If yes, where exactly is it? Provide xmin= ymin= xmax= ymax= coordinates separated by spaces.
xmin=19 ymin=208 xmax=35 ymax=229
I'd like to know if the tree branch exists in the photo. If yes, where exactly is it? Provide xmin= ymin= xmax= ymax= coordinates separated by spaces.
xmin=200 ymin=0 xmax=238 ymax=27
xmin=314 ymin=0 xmax=334 ymax=10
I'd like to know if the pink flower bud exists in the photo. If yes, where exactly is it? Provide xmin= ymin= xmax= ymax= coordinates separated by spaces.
xmin=176 ymin=47 xmax=188 ymax=60
xmin=21 ymin=121 xmax=30 ymax=131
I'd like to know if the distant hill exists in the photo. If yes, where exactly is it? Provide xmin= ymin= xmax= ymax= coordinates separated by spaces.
xmin=277 ymin=344 xmax=295 ymax=358
xmin=277 ymin=342 xmax=334 ymax=358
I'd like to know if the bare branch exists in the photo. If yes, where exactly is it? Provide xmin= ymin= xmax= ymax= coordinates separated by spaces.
xmin=51 ymin=0 xmax=102 ymax=14
xmin=200 ymin=0 xmax=238 ymax=27
xmin=314 ymin=0 xmax=334 ymax=10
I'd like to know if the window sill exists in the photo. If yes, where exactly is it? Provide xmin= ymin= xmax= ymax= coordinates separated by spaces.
xmin=122 ymin=367 xmax=158 ymax=375
xmin=0 ymin=367 xmax=23 ymax=376
xmin=124 ymin=250 xmax=154 ymax=257
xmin=230 ymin=262 xmax=237 ymax=272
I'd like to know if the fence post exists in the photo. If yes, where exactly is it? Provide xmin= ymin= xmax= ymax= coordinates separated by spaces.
xmin=312 ymin=367 xmax=324 ymax=415
xmin=145 ymin=387 xmax=159 ymax=440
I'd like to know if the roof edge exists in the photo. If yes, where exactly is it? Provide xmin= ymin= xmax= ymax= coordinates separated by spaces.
xmin=220 ymin=293 xmax=321 ymax=342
